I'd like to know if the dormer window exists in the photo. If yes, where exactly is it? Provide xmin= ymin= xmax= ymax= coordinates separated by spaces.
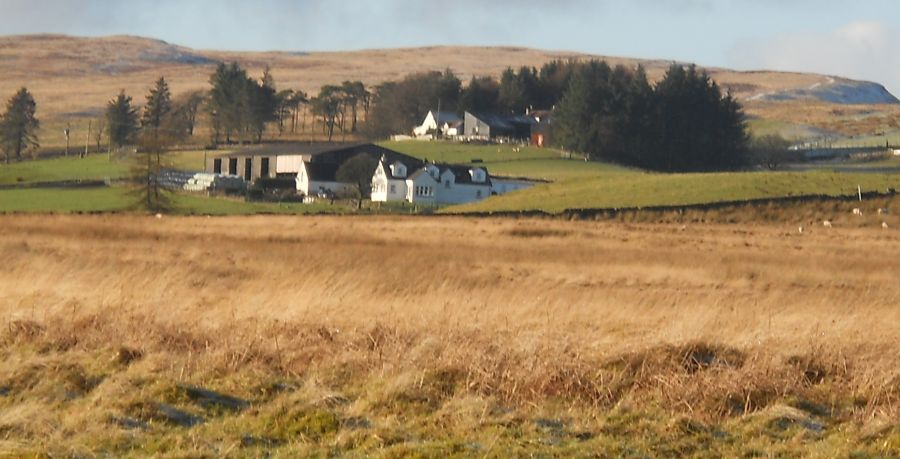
xmin=470 ymin=168 xmax=486 ymax=183
xmin=426 ymin=165 xmax=440 ymax=179
xmin=390 ymin=162 xmax=407 ymax=178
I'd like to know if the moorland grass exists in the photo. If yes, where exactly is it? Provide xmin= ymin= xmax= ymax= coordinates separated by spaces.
xmin=0 ymin=215 xmax=897 ymax=456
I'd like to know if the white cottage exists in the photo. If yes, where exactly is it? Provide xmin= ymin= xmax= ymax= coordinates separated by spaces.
xmin=371 ymin=157 xmax=492 ymax=205
xmin=371 ymin=160 xmax=412 ymax=202
xmin=413 ymin=111 xmax=463 ymax=138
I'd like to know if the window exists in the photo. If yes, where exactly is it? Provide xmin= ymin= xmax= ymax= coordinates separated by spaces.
xmin=415 ymin=186 xmax=433 ymax=197
xmin=444 ymin=180 xmax=450 ymax=189
xmin=390 ymin=184 xmax=396 ymax=194
xmin=228 ymin=158 xmax=238 ymax=175
xmin=476 ymin=190 xmax=482 ymax=198
xmin=213 ymin=158 xmax=222 ymax=174
xmin=260 ymin=158 xmax=270 ymax=177
xmin=244 ymin=158 xmax=252 ymax=181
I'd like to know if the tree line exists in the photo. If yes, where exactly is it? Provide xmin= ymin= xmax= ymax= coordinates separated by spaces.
xmin=2 ymin=59 xmax=779 ymax=173
xmin=554 ymin=62 xmax=748 ymax=171
xmin=361 ymin=60 xmax=750 ymax=171
xmin=363 ymin=62 xmax=581 ymax=139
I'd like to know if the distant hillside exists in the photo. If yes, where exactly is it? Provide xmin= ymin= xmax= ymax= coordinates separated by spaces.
xmin=0 ymin=34 xmax=898 ymax=148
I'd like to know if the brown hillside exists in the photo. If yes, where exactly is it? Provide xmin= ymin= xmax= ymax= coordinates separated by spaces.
xmin=0 ymin=34 xmax=898 ymax=148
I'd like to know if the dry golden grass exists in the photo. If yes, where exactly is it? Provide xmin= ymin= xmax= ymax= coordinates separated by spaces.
xmin=1 ymin=34 xmax=894 ymax=149
xmin=0 ymin=214 xmax=898 ymax=455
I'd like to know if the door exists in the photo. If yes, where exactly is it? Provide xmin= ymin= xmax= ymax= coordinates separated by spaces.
xmin=244 ymin=158 xmax=253 ymax=181
xmin=228 ymin=158 xmax=238 ymax=175
xmin=261 ymin=158 xmax=270 ymax=177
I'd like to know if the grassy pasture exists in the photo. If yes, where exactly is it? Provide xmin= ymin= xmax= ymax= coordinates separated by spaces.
xmin=385 ymin=141 xmax=900 ymax=214
xmin=450 ymin=170 xmax=900 ymax=213
xmin=0 ymin=153 xmax=129 ymax=185
xmin=0 ymin=187 xmax=132 ymax=213
xmin=1 ymin=141 xmax=898 ymax=216
xmin=0 ymin=187 xmax=358 ymax=215
xmin=381 ymin=140 xmax=564 ymax=164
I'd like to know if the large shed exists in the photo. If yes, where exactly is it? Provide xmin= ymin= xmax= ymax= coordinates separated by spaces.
xmin=206 ymin=143 xmax=418 ymax=182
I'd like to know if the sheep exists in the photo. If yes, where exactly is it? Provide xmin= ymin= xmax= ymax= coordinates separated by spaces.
xmin=155 ymin=213 xmax=163 ymax=219
xmin=883 ymin=222 xmax=890 ymax=230
xmin=798 ymin=225 xmax=804 ymax=234
xmin=877 ymin=208 xmax=890 ymax=215
xmin=852 ymin=208 xmax=863 ymax=216
xmin=823 ymin=220 xmax=833 ymax=228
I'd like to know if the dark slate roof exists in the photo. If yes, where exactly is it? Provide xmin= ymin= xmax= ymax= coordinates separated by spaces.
xmin=468 ymin=113 xmax=538 ymax=130
xmin=306 ymin=163 xmax=340 ymax=182
xmin=441 ymin=164 xmax=492 ymax=186
xmin=384 ymin=161 xmax=412 ymax=180
xmin=469 ymin=113 xmax=515 ymax=130
xmin=433 ymin=111 xmax=462 ymax=124
xmin=214 ymin=143 xmax=422 ymax=165
xmin=215 ymin=142 xmax=362 ymax=158
xmin=407 ymin=164 xmax=491 ymax=186
xmin=406 ymin=168 xmax=436 ymax=182
xmin=304 ymin=162 xmax=340 ymax=182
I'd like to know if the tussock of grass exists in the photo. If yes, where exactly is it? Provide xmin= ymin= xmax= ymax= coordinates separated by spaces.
xmin=0 ymin=215 xmax=898 ymax=455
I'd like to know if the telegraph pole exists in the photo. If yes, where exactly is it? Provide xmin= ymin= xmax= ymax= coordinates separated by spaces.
xmin=64 ymin=124 xmax=70 ymax=157
xmin=84 ymin=120 xmax=91 ymax=158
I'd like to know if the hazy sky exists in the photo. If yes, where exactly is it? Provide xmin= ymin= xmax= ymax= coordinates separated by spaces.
xmin=2 ymin=0 xmax=900 ymax=93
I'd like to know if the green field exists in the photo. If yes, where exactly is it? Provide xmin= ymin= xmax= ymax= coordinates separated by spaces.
xmin=0 ymin=187 xmax=362 ymax=215
xmin=385 ymin=141 xmax=900 ymax=213
xmin=381 ymin=141 xmax=567 ymax=164
xmin=1 ymin=141 xmax=898 ymax=215
xmin=0 ymin=154 xmax=129 ymax=185
xmin=0 ymin=149 xmax=216 ymax=186
xmin=0 ymin=187 xmax=132 ymax=213
xmin=450 ymin=170 xmax=900 ymax=213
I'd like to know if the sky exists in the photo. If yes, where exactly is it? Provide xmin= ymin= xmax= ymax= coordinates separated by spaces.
xmin=2 ymin=0 xmax=900 ymax=94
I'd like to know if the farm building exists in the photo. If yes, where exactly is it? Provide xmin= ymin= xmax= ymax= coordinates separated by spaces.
xmin=463 ymin=112 xmax=537 ymax=142
xmin=371 ymin=156 xmax=492 ymax=205
xmin=413 ymin=111 xmax=463 ymax=138
xmin=528 ymin=110 xmax=553 ymax=147
xmin=295 ymin=162 xmax=353 ymax=198
xmin=206 ymin=143 xmax=417 ymax=183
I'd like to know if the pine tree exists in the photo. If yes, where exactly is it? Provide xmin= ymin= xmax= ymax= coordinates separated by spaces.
xmin=654 ymin=64 xmax=749 ymax=171
xmin=106 ymin=90 xmax=138 ymax=149
xmin=141 ymin=77 xmax=172 ymax=134
xmin=247 ymin=68 xmax=278 ymax=143
xmin=0 ymin=88 xmax=39 ymax=163
xmin=341 ymin=81 xmax=368 ymax=133
xmin=459 ymin=76 xmax=500 ymax=115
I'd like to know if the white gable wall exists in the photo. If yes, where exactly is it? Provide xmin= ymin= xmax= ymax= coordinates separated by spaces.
xmin=295 ymin=163 xmax=311 ymax=194
xmin=296 ymin=163 xmax=353 ymax=197
xmin=275 ymin=155 xmax=307 ymax=174
xmin=371 ymin=162 xmax=409 ymax=202
xmin=413 ymin=111 xmax=439 ymax=137
xmin=406 ymin=173 xmax=438 ymax=204
xmin=435 ymin=182 xmax=491 ymax=204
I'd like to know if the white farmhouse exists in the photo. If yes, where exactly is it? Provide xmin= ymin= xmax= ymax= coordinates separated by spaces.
xmin=371 ymin=157 xmax=492 ymax=205
xmin=371 ymin=159 xmax=412 ymax=202
xmin=413 ymin=111 xmax=463 ymax=138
